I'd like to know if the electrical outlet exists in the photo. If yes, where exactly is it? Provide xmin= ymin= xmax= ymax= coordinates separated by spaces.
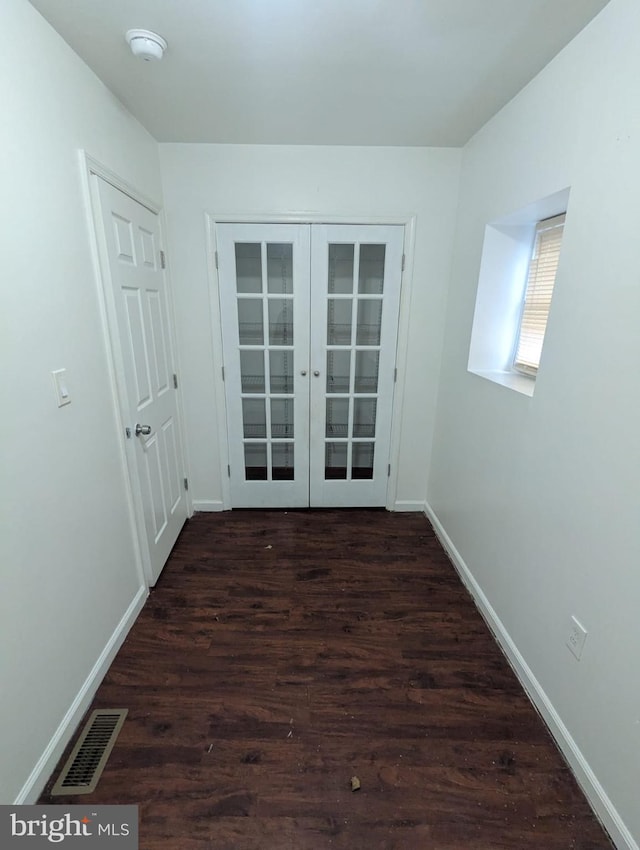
xmin=566 ymin=615 xmax=588 ymax=660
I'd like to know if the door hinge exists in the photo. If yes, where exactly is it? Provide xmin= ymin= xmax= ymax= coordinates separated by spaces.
xmin=173 ymin=373 xmax=178 ymax=389
xmin=215 ymin=250 xmax=219 ymax=269
xmin=221 ymin=366 xmax=225 ymax=381
xmin=183 ymin=477 xmax=189 ymax=491
xmin=227 ymin=464 xmax=231 ymax=477
xmin=401 ymin=254 xmax=405 ymax=271
xmin=160 ymin=250 xmax=166 ymax=269
xmin=388 ymin=464 xmax=391 ymax=477
xmin=394 ymin=367 xmax=397 ymax=383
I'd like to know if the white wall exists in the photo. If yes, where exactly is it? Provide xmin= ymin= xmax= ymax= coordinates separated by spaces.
xmin=428 ymin=0 xmax=640 ymax=845
xmin=159 ymin=144 xmax=461 ymax=509
xmin=0 ymin=0 xmax=162 ymax=803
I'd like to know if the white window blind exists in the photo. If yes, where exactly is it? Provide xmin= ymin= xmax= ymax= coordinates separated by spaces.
xmin=513 ymin=213 xmax=565 ymax=376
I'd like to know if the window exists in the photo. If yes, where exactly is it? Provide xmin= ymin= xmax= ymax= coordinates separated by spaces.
xmin=467 ymin=188 xmax=569 ymax=397
xmin=513 ymin=213 xmax=565 ymax=376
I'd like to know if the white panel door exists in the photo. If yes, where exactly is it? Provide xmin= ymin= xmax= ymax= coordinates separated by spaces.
xmin=96 ymin=179 xmax=188 ymax=584
xmin=217 ymin=222 xmax=403 ymax=508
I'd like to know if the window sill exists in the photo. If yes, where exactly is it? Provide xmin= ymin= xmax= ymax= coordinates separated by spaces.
xmin=469 ymin=369 xmax=535 ymax=397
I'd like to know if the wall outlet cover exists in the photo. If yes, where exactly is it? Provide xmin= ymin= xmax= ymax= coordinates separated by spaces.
xmin=566 ymin=615 xmax=588 ymax=660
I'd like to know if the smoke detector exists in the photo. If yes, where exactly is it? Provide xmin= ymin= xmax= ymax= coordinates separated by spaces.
xmin=126 ymin=29 xmax=167 ymax=61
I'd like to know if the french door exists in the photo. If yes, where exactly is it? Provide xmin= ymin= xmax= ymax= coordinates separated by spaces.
xmin=217 ymin=222 xmax=404 ymax=508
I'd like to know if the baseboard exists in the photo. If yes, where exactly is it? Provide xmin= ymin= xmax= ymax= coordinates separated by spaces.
xmin=192 ymin=499 xmax=225 ymax=512
xmin=393 ymin=500 xmax=426 ymax=512
xmin=424 ymin=500 xmax=637 ymax=850
xmin=15 ymin=585 xmax=148 ymax=805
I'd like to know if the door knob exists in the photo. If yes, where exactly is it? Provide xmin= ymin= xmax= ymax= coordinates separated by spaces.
xmin=135 ymin=424 xmax=152 ymax=436
xmin=300 ymin=370 xmax=307 ymax=376
xmin=313 ymin=370 xmax=320 ymax=377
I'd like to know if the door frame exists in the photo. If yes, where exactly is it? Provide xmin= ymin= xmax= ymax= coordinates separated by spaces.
xmin=79 ymin=151 xmax=192 ymax=587
xmin=206 ymin=212 xmax=417 ymax=511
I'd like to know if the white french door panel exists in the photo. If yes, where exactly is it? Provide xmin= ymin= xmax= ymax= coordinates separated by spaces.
xmin=95 ymin=179 xmax=188 ymax=583
xmin=217 ymin=224 xmax=311 ymax=508
xmin=217 ymin=221 xmax=404 ymax=509
xmin=309 ymin=224 xmax=404 ymax=507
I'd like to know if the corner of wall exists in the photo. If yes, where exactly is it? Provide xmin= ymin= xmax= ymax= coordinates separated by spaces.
xmin=15 ymin=586 xmax=148 ymax=805
xmin=423 ymin=501 xmax=638 ymax=850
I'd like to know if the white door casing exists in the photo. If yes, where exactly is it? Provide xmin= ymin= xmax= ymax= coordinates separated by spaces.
xmin=217 ymin=222 xmax=404 ymax=508
xmin=94 ymin=177 xmax=188 ymax=584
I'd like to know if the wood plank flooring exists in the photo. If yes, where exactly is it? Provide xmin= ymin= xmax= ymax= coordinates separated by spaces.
xmin=40 ymin=510 xmax=612 ymax=849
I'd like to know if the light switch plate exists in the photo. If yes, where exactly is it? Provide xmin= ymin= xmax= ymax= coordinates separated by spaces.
xmin=52 ymin=369 xmax=71 ymax=407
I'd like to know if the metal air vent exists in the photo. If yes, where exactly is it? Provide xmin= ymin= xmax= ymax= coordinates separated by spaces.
xmin=51 ymin=709 xmax=128 ymax=796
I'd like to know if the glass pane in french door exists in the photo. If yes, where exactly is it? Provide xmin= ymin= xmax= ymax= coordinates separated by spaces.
xmin=358 ymin=244 xmax=385 ymax=294
xmin=235 ymin=241 xmax=296 ymax=483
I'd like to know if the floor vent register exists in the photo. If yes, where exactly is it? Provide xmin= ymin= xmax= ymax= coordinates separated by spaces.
xmin=51 ymin=709 xmax=128 ymax=796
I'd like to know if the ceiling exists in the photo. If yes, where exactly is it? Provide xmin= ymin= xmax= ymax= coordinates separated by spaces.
xmin=28 ymin=0 xmax=610 ymax=147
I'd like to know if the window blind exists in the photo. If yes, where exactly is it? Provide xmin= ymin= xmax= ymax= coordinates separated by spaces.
xmin=513 ymin=213 xmax=565 ymax=376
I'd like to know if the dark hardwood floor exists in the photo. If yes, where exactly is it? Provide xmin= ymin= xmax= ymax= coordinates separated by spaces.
xmin=41 ymin=510 xmax=612 ymax=849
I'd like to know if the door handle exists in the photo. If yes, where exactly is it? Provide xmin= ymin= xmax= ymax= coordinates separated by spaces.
xmin=313 ymin=370 xmax=320 ymax=377
xmin=135 ymin=424 xmax=152 ymax=436
xmin=300 ymin=370 xmax=307 ymax=376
